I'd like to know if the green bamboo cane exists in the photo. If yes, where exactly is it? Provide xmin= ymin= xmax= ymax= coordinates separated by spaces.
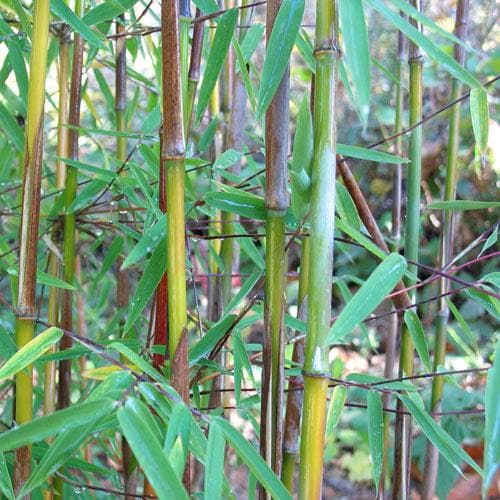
xmin=114 ymin=14 xmax=137 ymax=496
xmin=44 ymin=27 xmax=70 ymax=419
xmin=298 ymin=1 xmax=338 ymax=497
xmin=162 ymin=0 xmax=188 ymax=404
xmin=381 ymin=23 xmax=406 ymax=497
xmin=13 ymin=0 xmax=50 ymax=490
xmin=422 ymin=2 xmax=469 ymax=498
xmin=282 ymin=237 xmax=309 ymax=491
xmin=58 ymin=0 xmax=84 ymax=412
xmin=260 ymin=0 xmax=290 ymax=478
xmin=392 ymin=1 xmax=423 ymax=498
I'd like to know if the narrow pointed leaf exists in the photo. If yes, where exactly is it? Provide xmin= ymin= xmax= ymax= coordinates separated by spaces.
xmin=0 ymin=452 xmax=14 ymax=500
xmin=427 ymin=200 xmax=500 ymax=211
xmin=328 ymin=254 xmax=407 ymax=343
xmin=367 ymin=391 xmax=383 ymax=494
xmin=470 ymin=87 xmax=490 ymax=155
xmin=398 ymin=392 xmax=482 ymax=475
xmin=337 ymin=144 xmax=408 ymax=164
xmin=257 ymin=0 xmax=305 ymax=115
xmin=483 ymin=342 xmax=500 ymax=498
xmin=404 ymin=310 xmax=431 ymax=372
xmin=195 ymin=9 xmax=238 ymax=122
xmin=212 ymin=417 xmax=292 ymax=499
xmin=124 ymin=241 xmax=166 ymax=332
xmin=204 ymin=423 xmax=225 ymax=500
xmin=339 ymin=0 xmax=371 ymax=128
xmin=0 ymin=327 xmax=63 ymax=382
xmin=118 ymin=398 xmax=188 ymax=500
xmin=365 ymin=0 xmax=481 ymax=89
xmin=0 ymin=399 xmax=115 ymax=452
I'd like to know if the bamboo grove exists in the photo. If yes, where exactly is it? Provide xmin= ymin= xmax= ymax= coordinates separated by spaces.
xmin=0 ymin=0 xmax=498 ymax=499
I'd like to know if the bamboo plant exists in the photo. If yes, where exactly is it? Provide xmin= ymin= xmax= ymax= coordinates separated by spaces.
xmin=261 ymin=0 xmax=290 ymax=477
xmin=13 ymin=0 xmax=50 ymax=490
xmin=422 ymin=1 xmax=470 ymax=498
xmin=392 ymin=1 xmax=423 ymax=497
xmin=298 ymin=0 xmax=339 ymax=497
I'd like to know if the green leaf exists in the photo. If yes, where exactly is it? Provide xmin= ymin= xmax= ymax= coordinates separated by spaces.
xmin=464 ymin=289 xmax=500 ymax=321
xmin=0 ymin=101 xmax=24 ymax=150
xmin=240 ymin=23 xmax=264 ymax=63
xmin=404 ymin=310 xmax=431 ymax=372
xmin=427 ymin=200 xmax=500 ymax=211
xmin=224 ymin=270 xmax=262 ymax=315
xmin=124 ymin=241 xmax=166 ymax=332
xmin=0 ymin=327 xmax=63 ymax=382
xmin=196 ymin=9 xmax=238 ymax=122
xmin=192 ymin=0 xmax=219 ymax=14
xmin=83 ymin=0 xmax=138 ymax=26
xmin=257 ymin=0 xmax=305 ymax=115
xmin=214 ymin=149 xmax=243 ymax=170
xmin=122 ymin=215 xmax=166 ymax=269
xmin=339 ymin=0 xmax=371 ymax=128
xmin=51 ymin=0 xmax=105 ymax=48
xmin=233 ymin=35 xmax=257 ymax=111
xmin=367 ymin=391 xmax=383 ymax=494
xmin=0 ymin=452 xmax=14 ymax=500
xmin=365 ymin=0 xmax=481 ymax=89
xmin=328 ymin=254 xmax=407 ymax=343
xmin=337 ymin=144 xmax=408 ymax=164
xmin=205 ymin=191 xmax=267 ymax=220
xmin=67 ymin=178 xmax=107 ymax=214
xmin=204 ymin=422 xmax=225 ymax=500
xmin=212 ymin=417 xmax=292 ymax=499
xmin=481 ymin=272 xmax=500 ymax=289
xmin=189 ymin=314 xmax=237 ymax=366
xmin=58 ymin=157 xmax=116 ymax=180
xmin=336 ymin=182 xmax=361 ymax=231
xmin=470 ymin=87 xmax=489 ymax=155
xmin=109 ymin=342 xmax=167 ymax=384
xmin=0 ymin=399 xmax=115 ymax=452
xmin=6 ymin=269 xmax=76 ymax=291
xmin=398 ymin=392 xmax=482 ymax=476
xmin=291 ymin=96 xmax=313 ymax=220
xmin=118 ymin=398 xmax=188 ymax=500
xmin=483 ymin=342 xmax=500 ymax=498
xmin=325 ymin=385 xmax=347 ymax=438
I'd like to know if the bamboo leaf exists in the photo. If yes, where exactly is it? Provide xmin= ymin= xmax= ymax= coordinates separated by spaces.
xmin=124 ymin=241 xmax=166 ymax=332
xmin=204 ymin=191 xmax=267 ymax=220
xmin=0 ymin=399 xmax=115 ymax=452
xmin=212 ymin=417 xmax=292 ymax=499
xmin=427 ymin=200 xmax=500 ymax=211
xmin=196 ymin=8 xmax=238 ymax=122
xmin=291 ymin=96 xmax=313 ymax=220
xmin=398 ymin=392 xmax=482 ymax=475
xmin=404 ymin=310 xmax=432 ymax=372
xmin=0 ymin=452 xmax=14 ymax=500
xmin=83 ymin=0 xmax=138 ymax=26
xmin=483 ymin=342 xmax=500 ymax=498
xmin=367 ymin=391 xmax=383 ymax=494
xmin=204 ymin=422 xmax=225 ymax=500
xmin=365 ymin=0 xmax=481 ymax=89
xmin=328 ymin=254 xmax=407 ymax=343
xmin=339 ymin=0 xmax=371 ymax=128
xmin=257 ymin=0 xmax=305 ymax=115
xmin=470 ymin=87 xmax=490 ymax=155
xmin=463 ymin=289 xmax=500 ymax=321
xmin=118 ymin=398 xmax=189 ymax=500
xmin=189 ymin=314 xmax=237 ymax=366
xmin=224 ymin=270 xmax=262 ymax=315
xmin=346 ymin=373 xmax=419 ymax=392
xmin=0 ymin=327 xmax=63 ymax=382
xmin=51 ymin=0 xmax=105 ymax=48
xmin=192 ymin=0 xmax=219 ymax=14
xmin=240 ymin=23 xmax=264 ymax=62
xmin=325 ymin=385 xmax=347 ymax=438
xmin=337 ymin=144 xmax=408 ymax=164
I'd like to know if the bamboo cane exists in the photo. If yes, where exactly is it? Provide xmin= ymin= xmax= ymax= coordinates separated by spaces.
xmin=260 ymin=0 xmax=290 ymax=481
xmin=422 ymin=2 xmax=469 ymax=498
xmin=392 ymin=1 xmax=423 ymax=497
xmin=298 ymin=1 xmax=338 ymax=497
xmin=13 ymin=0 xmax=50 ymax=491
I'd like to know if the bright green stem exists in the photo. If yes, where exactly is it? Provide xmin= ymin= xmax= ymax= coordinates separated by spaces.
xmin=263 ymin=212 xmax=286 ymax=470
xmin=166 ymin=160 xmax=187 ymax=358
xmin=299 ymin=0 xmax=338 ymax=497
